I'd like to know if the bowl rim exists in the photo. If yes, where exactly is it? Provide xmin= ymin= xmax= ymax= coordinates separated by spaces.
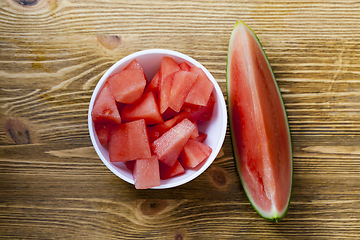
xmin=88 ymin=49 xmax=227 ymax=189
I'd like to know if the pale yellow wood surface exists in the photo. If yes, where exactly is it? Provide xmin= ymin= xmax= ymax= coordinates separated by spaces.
xmin=1 ymin=0 xmax=359 ymax=239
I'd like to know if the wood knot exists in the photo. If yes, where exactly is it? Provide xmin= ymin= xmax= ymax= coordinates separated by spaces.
xmin=9 ymin=0 xmax=56 ymax=10
xmin=174 ymin=233 xmax=184 ymax=240
xmin=14 ymin=0 xmax=38 ymax=6
xmin=209 ymin=167 xmax=228 ymax=187
xmin=140 ymin=199 xmax=168 ymax=216
xmin=5 ymin=118 xmax=31 ymax=144
xmin=97 ymin=35 xmax=121 ymax=50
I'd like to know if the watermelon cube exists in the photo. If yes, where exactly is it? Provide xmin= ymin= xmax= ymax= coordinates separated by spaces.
xmin=177 ymin=91 xmax=216 ymax=123
xmin=133 ymin=155 xmax=160 ymax=189
xmin=159 ymin=160 xmax=185 ymax=180
xmin=121 ymin=91 xmax=163 ymax=125
xmin=107 ymin=69 xmax=147 ymax=104
xmin=124 ymin=59 xmax=143 ymax=71
xmin=151 ymin=118 xmax=196 ymax=167
xmin=91 ymin=82 xmax=121 ymax=125
xmin=144 ymin=70 xmax=160 ymax=95
xmin=109 ymin=119 xmax=151 ymax=162
xmin=179 ymin=62 xmax=191 ymax=71
xmin=147 ymin=117 xmax=178 ymax=143
xmin=195 ymin=132 xmax=207 ymax=142
xmin=94 ymin=123 xmax=113 ymax=146
xmin=168 ymin=70 xmax=198 ymax=112
xmin=185 ymin=66 xmax=214 ymax=106
xmin=179 ymin=139 xmax=212 ymax=168
xmin=159 ymin=57 xmax=180 ymax=113
xmin=189 ymin=121 xmax=199 ymax=140
xmin=125 ymin=160 xmax=134 ymax=171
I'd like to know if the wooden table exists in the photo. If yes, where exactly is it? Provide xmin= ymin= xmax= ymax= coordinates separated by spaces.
xmin=1 ymin=0 xmax=359 ymax=239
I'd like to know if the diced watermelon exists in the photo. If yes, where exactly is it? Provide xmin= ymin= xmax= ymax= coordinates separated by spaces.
xmin=107 ymin=69 xmax=146 ymax=104
xmin=109 ymin=119 xmax=151 ymax=162
xmin=133 ymin=155 xmax=160 ymax=189
xmin=179 ymin=62 xmax=191 ymax=71
xmin=94 ymin=123 xmax=113 ymax=146
xmin=151 ymin=118 xmax=196 ymax=167
xmin=116 ymin=101 xmax=125 ymax=114
xmin=91 ymin=82 xmax=121 ymax=125
xmin=168 ymin=70 xmax=198 ymax=112
xmin=159 ymin=57 xmax=180 ymax=113
xmin=195 ymin=132 xmax=207 ymax=142
xmin=121 ymin=91 xmax=163 ymax=125
xmin=185 ymin=66 xmax=214 ymax=106
xmin=147 ymin=117 xmax=178 ymax=143
xmin=189 ymin=121 xmax=199 ymax=140
xmin=179 ymin=139 xmax=212 ymax=168
xmin=161 ymin=108 xmax=178 ymax=121
xmin=124 ymin=59 xmax=143 ymax=71
xmin=159 ymin=160 xmax=185 ymax=180
xmin=177 ymin=91 xmax=216 ymax=123
xmin=144 ymin=70 xmax=160 ymax=95
xmin=125 ymin=160 xmax=134 ymax=171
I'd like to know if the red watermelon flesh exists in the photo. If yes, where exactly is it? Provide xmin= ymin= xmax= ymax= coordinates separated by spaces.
xmin=179 ymin=139 xmax=212 ymax=168
xmin=195 ymin=132 xmax=207 ymax=142
xmin=159 ymin=56 xmax=180 ymax=113
xmin=121 ymin=91 xmax=163 ymax=125
xmin=107 ymin=69 xmax=146 ymax=104
xmin=177 ymin=91 xmax=216 ymax=123
xmin=151 ymin=118 xmax=196 ymax=167
xmin=227 ymin=21 xmax=292 ymax=221
xmin=179 ymin=62 xmax=191 ymax=71
xmin=91 ymin=82 xmax=121 ymax=125
xmin=133 ymin=155 xmax=160 ymax=189
xmin=189 ymin=121 xmax=199 ymax=140
xmin=185 ymin=66 xmax=214 ymax=106
xmin=147 ymin=117 xmax=178 ymax=143
xmin=94 ymin=123 xmax=113 ymax=146
xmin=125 ymin=160 xmax=134 ymax=171
xmin=159 ymin=160 xmax=185 ymax=180
xmin=144 ymin=70 xmax=160 ymax=95
xmin=124 ymin=59 xmax=143 ymax=71
xmin=109 ymin=119 xmax=151 ymax=162
xmin=168 ymin=70 xmax=198 ymax=112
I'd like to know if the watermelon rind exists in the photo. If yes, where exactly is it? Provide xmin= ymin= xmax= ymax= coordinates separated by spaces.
xmin=226 ymin=20 xmax=293 ymax=222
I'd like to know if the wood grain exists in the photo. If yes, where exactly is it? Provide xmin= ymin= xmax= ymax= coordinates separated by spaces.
xmin=1 ymin=0 xmax=360 ymax=239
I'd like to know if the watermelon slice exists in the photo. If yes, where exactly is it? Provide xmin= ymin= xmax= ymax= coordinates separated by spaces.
xmin=227 ymin=21 xmax=292 ymax=222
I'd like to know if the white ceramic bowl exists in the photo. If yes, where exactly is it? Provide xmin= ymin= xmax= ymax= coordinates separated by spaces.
xmin=88 ymin=49 xmax=227 ymax=189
